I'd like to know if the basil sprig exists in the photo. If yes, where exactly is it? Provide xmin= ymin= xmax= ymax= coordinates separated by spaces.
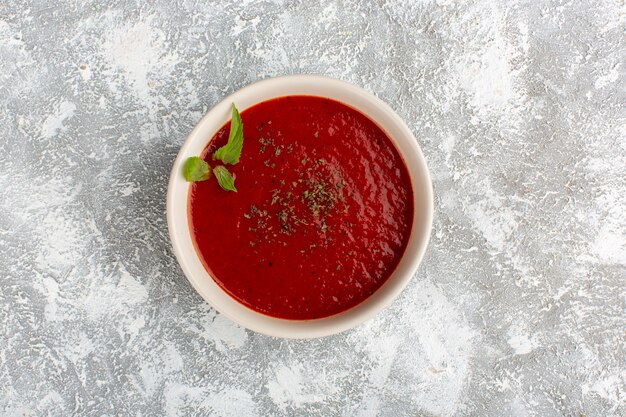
xmin=182 ymin=103 xmax=243 ymax=192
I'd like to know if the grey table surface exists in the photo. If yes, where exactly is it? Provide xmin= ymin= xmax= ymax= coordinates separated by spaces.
xmin=1 ymin=0 xmax=624 ymax=416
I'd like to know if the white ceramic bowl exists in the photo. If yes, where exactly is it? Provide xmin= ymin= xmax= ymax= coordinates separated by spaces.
xmin=167 ymin=75 xmax=433 ymax=338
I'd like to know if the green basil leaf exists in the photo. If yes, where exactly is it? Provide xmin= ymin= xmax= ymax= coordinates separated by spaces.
xmin=213 ymin=103 xmax=243 ymax=165
xmin=213 ymin=165 xmax=237 ymax=192
xmin=182 ymin=156 xmax=211 ymax=182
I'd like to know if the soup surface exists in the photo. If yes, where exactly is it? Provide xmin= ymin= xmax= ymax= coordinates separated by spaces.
xmin=189 ymin=96 xmax=413 ymax=319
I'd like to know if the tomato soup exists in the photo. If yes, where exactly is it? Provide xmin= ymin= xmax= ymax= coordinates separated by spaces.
xmin=188 ymin=96 xmax=413 ymax=320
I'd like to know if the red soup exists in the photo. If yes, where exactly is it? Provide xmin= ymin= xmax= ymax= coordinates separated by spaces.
xmin=189 ymin=96 xmax=413 ymax=320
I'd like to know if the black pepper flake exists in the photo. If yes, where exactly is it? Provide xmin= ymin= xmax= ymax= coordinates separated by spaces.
xmin=259 ymin=137 xmax=273 ymax=153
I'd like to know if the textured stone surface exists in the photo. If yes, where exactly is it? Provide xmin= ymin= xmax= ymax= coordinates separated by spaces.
xmin=0 ymin=0 xmax=624 ymax=416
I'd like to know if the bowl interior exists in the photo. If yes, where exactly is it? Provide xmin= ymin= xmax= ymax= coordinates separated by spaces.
xmin=167 ymin=75 xmax=433 ymax=338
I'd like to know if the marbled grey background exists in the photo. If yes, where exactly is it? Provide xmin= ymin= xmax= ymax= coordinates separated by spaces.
xmin=0 ymin=0 xmax=624 ymax=416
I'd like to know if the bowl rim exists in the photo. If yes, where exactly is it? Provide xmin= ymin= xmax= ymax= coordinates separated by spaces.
xmin=167 ymin=74 xmax=433 ymax=339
